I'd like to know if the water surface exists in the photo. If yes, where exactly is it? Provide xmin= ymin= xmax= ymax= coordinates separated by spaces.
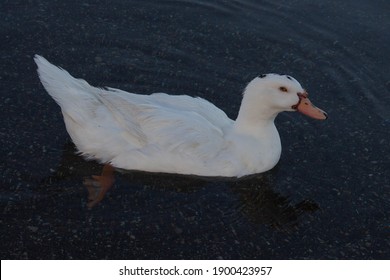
xmin=0 ymin=0 xmax=389 ymax=259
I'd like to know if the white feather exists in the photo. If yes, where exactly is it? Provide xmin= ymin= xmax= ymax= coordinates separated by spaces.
xmin=35 ymin=55 xmax=311 ymax=177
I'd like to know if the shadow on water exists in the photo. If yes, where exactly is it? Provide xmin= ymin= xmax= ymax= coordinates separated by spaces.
xmin=33 ymin=142 xmax=319 ymax=232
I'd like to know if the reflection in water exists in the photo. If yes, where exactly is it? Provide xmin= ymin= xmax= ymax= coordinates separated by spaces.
xmin=231 ymin=177 xmax=319 ymax=231
xmin=39 ymin=142 xmax=319 ymax=231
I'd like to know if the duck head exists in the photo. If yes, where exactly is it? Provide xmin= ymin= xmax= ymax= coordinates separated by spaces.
xmin=237 ymin=74 xmax=327 ymax=124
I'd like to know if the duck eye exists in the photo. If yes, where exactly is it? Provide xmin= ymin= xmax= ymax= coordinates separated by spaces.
xmin=279 ymin=86 xmax=288 ymax=92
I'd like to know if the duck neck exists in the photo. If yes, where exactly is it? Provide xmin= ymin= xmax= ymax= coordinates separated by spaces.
xmin=233 ymin=95 xmax=278 ymax=137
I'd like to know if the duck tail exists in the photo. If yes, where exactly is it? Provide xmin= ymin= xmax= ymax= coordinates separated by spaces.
xmin=34 ymin=55 xmax=97 ymax=110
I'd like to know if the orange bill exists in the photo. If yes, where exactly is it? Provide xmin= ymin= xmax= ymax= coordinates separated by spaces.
xmin=293 ymin=92 xmax=328 ymax=120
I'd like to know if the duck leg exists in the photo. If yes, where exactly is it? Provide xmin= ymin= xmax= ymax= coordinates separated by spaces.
xmin=83 ymin=164 xmax=115 ymax=208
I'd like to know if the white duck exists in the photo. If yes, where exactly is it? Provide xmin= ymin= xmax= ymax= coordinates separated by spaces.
xmin=34 ymin=55 xmax=327 ymax=205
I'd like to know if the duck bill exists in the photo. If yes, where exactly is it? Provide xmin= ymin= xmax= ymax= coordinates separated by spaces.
xmin=292 ymin=93 xmax=328 ymax=120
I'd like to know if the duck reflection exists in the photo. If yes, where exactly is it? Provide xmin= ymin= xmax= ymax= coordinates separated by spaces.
xmin=230 ymin=175 xmax=319 ymax=230
xmin=41 ymin=141 xmax=319 ymax=230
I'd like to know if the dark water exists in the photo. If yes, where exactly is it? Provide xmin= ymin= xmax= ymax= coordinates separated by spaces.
xmin=1 ymin=0 xmax=389 ymax=259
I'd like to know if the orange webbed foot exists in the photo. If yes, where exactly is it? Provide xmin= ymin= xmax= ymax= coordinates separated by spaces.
xmin=83 ymin=164 xmax=115 ymax=208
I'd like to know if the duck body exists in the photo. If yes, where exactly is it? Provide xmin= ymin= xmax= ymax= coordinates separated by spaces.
xmin=34 ymin=55 xmax=326 ymax=177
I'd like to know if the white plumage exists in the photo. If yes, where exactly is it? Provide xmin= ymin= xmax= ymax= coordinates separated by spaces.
xmin=34 ymin=55 xmax=326 ymax=177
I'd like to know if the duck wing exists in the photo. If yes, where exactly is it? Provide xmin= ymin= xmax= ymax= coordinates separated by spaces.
xmin=99 ymin=88 xmax=233 ymax=160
